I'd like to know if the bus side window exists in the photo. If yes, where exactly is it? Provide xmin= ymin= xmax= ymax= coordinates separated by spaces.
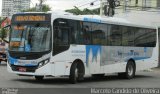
xmin=54 ymin=27 xmax=70 ymax=46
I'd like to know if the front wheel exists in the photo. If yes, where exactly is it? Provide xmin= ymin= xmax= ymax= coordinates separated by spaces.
xmin=69 ymin=63 xmax=79 ymax=84
xmin=35 ymin=76 xmax=44 ymax=81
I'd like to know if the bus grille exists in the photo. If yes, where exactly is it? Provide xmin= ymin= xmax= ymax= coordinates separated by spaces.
xmin=11 ymin=65 xmax=37 ymax=72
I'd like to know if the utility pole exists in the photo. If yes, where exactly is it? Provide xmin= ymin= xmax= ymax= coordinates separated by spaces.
xmin=39 ymin=0 xmax=46 ymax=11
xmin=135 ymin=0 xmax=138 ymax=7
xmin=107 ymin=0 xmax=115 ymax=17
xmin=39 ymin=0 xmax=43 ymax=11
xmin=123 ymin=0 xmax=126 ymax=12
xmin=100 ymin=0 xmax=116 ymax=17
xmin=100 ymin=0 xmax=104 ymax=16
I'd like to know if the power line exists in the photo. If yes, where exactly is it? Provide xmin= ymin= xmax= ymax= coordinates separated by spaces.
xmin=76 ymin=0 xmax=99 ymax=8
xmin=85 ymin=3 xmax=100 ymax=9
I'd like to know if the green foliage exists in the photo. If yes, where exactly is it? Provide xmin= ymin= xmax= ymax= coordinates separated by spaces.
xmin=0 ymin=17 xmax=3 ymax=28
xmin=0 ymin=28 xmax=7 ymax=39
xmin=22 ymin=7 xmax=37 ymax=12
xmin=65 ymin=6 xmax=100 ymax=15
xmin=42 ymin=5 xmax=51 ymax=12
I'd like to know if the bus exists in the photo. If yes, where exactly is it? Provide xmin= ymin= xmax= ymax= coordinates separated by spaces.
xmin=7 ymin=11 xmax=159 ymax=84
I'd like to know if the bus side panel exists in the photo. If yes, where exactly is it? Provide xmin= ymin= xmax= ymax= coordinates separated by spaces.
xmin=36 ymin=63 xmax=53 ymax=75
xmin=50 ymin=45 xmax=88 ymax=76
xmin=102 ymin=46 xmax=157 ymax=73
xmin=102 ymin=46 xmax=126 ymax=73
xmin=51 ymin=50 xmax=72 ymax=76
xmin=50 ymin=45 xmax=158 ymax=77
xmin=69 ymin=45 xmax=89 ymax=75
xmin=136 ymin=47 xmax=158 ymax=71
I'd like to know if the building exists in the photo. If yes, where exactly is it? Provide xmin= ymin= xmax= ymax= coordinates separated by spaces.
xmin=2 ymin=0 xmax=30 ymax=17
xmin=115 ymin=0 xmax=160 ymax=14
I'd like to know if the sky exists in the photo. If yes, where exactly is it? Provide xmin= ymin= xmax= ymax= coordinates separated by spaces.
xmin=0 ymin=0 xmax=100 ymax=16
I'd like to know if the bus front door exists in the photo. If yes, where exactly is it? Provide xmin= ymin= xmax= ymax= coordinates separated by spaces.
xmin=53 ymin=26 xmax=70 ymax=55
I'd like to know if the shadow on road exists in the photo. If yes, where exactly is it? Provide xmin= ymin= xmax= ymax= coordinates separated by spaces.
xmin=11 ymin=74 xmax=154 ymax=85
xmin=0 ymin=64 xmax=7 ymax=67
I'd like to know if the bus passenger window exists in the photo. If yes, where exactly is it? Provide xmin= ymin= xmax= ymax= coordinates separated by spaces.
xmin=83 ymin=26 xmax=91 ymax=44
xmin=55 ymin=27 xmax=69 ymax=46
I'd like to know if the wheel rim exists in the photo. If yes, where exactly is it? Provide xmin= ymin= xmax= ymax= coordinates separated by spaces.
xmin=128 ymin=65 xmax=133 ymax=76
xmin=75 ymin=68 xmax=78 ymax=79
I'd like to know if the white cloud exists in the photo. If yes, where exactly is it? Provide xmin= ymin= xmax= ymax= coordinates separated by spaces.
xmin=0 ymin=0 xmax=2 ymax=16
xmin=0 ymin=0 xmax=99 ymax=16
xmin=31 ymin=0 xmax=98 ymax=10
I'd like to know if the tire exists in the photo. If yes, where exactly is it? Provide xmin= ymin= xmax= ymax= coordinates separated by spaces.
xmin=69 ymin=63 xmax=78 ymax=84
xmin=35 ymin=76 xmax=44 ymax=81
xmin=118 ymin=60 xmax=135 ymax=79
xmin=126 ymin=61 xmax=135 ymax=79
xmin=92 ymin=74 xmax=105 ymax=78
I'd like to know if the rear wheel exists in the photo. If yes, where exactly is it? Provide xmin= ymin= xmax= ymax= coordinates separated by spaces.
xmin=126 ymin=61 xmax=135 ymax=79
xmin=118 ymin=60 xmax=135 ymax=79
xmin=35 ymin=76 xmax=44 ymax=81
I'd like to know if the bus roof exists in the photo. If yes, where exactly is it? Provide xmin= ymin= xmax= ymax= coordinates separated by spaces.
xmin=14 ymin=11 xmax=156 ymax=29
xmin=50 ymin=11 xmax=156 ymax=29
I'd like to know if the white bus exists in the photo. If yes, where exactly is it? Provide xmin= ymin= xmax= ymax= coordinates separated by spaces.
xmin=7 ymin=11 xmax=159 ymax=84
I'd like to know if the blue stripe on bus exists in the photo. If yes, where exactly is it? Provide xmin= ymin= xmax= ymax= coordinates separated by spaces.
xmin=23 ymin=64 xmax=37 ymax=67
xmin=8 ymin=55 xmax=18 ymax=65
xmin=8 ymin=53 xmax=37 ymax=66
xmin=125 ymin=57 xmax=150 ymax=62
xmin=132 ymin=57 xmax=150 ymax=60
xmin=83 ymin=17 xmax=101 ymax=23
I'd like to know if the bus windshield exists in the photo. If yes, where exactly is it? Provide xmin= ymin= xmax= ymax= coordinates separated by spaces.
xmin=9 ymin=23 xmax=51 ymax=52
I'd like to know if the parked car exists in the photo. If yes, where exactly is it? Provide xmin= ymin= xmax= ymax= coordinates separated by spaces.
xmin=0 ymin=40 xmax=7 ymax=64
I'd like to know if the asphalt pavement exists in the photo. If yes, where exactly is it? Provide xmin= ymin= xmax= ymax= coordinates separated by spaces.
xmin=1 ymin=62 xmax=160 ymax=94
xmin=0 ymin=62 xmax=160 ymax=88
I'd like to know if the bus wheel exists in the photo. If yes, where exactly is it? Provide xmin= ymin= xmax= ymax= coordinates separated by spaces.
xmin=118 ymin=60 xmax=135 ymax=79
xmin=126 ymin=60 xmax=135 ymax=79
xmin=69 ymin=63 xmax=80 ymax=84
xmin=35 ymin=76 xmax=44 ymax=81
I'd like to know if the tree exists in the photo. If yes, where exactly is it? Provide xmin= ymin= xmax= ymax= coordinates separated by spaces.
xmin=42 ymin=5 xmax=51 ymax=12
xmin=0 ymin=28 xmax=7 ymax=40
xmin=38 ymin=0 xmax=47 ymax=11
xmin=65 ymin=6 xmax=100 ymax=15
xmin=0 ymin=17 xmax=7 ymax=39
xmin=22 ymin=4 xmax=51 ymax=12
xmin=65 ymin=6 xmax=83 ymax=15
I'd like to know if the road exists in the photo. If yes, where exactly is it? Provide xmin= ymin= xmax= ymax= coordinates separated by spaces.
xmin=0 ymin=62 xmax=160 ymax=88
xmin=1 ymin=62 xmax=160 ymax=94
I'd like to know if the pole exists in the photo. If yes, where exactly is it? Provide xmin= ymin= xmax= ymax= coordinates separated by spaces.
xmin=40 ymin=0 xmax=43 ymax=11
xmin=100 ymin=0 xmax=104 ymax=16
xmin=108 ymin=0 xmax=115 ymax=17
xmin=123 ymin=0 xmax=126 ymax=12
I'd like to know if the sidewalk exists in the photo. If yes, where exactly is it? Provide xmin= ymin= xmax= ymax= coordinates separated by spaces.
xmin=141 ymin=67 xmax=160 ymax=72
xmin=152 ymin=67 xmax=160 ymax=72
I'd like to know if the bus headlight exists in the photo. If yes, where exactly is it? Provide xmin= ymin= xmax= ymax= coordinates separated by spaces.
xmin=38 ymin=59 xmax=49 ymax=68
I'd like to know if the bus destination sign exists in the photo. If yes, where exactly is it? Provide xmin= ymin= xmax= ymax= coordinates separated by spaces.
xmin=15 ymin=15 xmax=46 ymax=22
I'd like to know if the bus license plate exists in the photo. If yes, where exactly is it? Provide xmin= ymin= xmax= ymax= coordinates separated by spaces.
xmin=18 ymin=67 xmax=26 ymax=72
